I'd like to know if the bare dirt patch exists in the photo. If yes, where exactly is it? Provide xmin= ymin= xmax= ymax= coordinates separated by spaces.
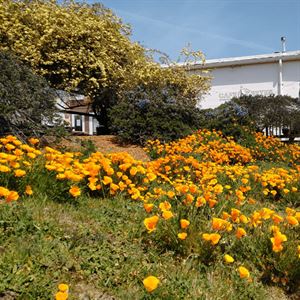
xmin=61 ymin=135 xmax=149 ymax=162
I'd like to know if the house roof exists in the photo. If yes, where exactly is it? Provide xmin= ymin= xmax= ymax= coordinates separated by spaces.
xmin=180 ymin=50 xmax=300 ymax=70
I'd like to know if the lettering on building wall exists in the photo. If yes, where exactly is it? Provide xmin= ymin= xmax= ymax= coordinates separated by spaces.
xmin=218 ymin=88 xmax=274 ymax=101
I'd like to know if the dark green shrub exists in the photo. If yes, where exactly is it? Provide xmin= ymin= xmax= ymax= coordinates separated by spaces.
xmin=109 ymin=86 xmax=203 ymax=145
xmin=200 ymin=101 xmax=257 ymax=144
xmin=0 ymin=51 xmax=63 ymax=138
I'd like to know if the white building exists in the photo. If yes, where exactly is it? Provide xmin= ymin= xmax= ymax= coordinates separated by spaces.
xmin=187 ymin=50 xmax=300 ymax=109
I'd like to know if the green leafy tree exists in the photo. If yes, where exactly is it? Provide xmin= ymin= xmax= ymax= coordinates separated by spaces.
xmin=0 ymin=51 xmax=62 ymax=137
xmin=232 ymin=95 xmax=300 ymax=136
xmin=202 ymin=95 xmax=300 ymax=144
xmin=0 ymin=0 xmax=210 ymax=131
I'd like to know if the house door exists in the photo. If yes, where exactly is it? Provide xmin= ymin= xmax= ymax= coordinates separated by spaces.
xmin=74 ymin=115 xmax=82 ymax=131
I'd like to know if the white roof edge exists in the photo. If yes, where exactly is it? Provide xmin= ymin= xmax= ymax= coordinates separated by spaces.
xmin=179 ymin=50 xmax=300 ymax=70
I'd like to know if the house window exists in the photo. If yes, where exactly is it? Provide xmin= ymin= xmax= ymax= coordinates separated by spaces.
xmin=74 ymin=115 xmax=82 ymax=131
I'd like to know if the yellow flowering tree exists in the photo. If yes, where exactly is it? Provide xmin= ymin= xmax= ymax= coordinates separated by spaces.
xmin=0 ymin=0 xmax=210 ymax=131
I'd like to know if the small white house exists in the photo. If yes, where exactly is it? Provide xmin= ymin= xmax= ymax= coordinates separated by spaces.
xmin=186 ymin=50 xmax=300 ymax=109
xmin=55 ymin=91 xmax=100 ymax=135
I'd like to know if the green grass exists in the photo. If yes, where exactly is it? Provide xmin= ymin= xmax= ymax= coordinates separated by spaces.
xmin=0 ymin=194 xmax=295 ymax=300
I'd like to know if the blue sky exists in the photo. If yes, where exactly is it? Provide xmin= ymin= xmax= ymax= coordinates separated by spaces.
xmin=97 ymin=0 xmax=300 ymax=61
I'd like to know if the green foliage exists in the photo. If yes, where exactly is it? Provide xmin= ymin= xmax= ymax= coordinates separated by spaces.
xmin=0 ymin=195 xmax=273 ymax=300
xmin=200 ymin=101 xmax=256 ymax=144
xmin=0 ymin=51 xmax=63 ymax=137
xmin=77 ymin=139 xmax=97 ymax=158
xmin=0 ymin=131 xmax=299 ymax=298
xmin=201 ymin=95 xmax=300 ymax=143
xmin=109 ymin=85 xmax=203 ymax=145
xmin=232 ymin=94 xmax=300 ymax=135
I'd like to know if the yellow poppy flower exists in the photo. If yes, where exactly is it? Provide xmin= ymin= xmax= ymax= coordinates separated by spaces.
xmin=224 ymin=254 xmax=234 ymax=264
xmin=144 ymin=216 xmax=159 ymax=233
xmin=162 ymin=210 xmax=173 ymax=220
xmin=25 ymin=185 xmax=33 ymax=196
xmin=238 ymin=266 xmax=250 ymax=279
xmin=28 ymin=138 xmax=39 ymax=145
xmin=178 ymin=232 xmax=187 ymax=240
xmin=69 ymin=186 xmax=81 ymax=197
xmin=272 ymin=214 xmax=283 ymax=224
xmin=55 ymin=291 xmax=68 ymax=300
xmin=14 ymin=169 xmax=26 ymax=177
xmin=167 ymin=190 xmax=175 ymax=198
xmin=180 ymin=219 xmax=190 ymax=229
xmin=286 ymin=216 xmax=299 ymax=226
xmin=210 ymin=233 xmax=221 ymax=245
xmin=129 ymin=167 xmax=138 ymax=176
xmin=144 ymin=203 xmax=154 ymax=213
xmin=5 ymin=191 xmax=19 ymax=202
xmin=159 ymin=201 xmax=171 ymax=211
xmin=143 ymin=276 xmax=160 ymax=292
xmin=0 ymin=186 xmax=10 ymax=197
xmin=102 ymin=176 xmax=113 ymax=185
xmin=270 ymin=231 xmax=287 ymax=252
xmin=202 ymin=233 xmax=221 ymax=245
xmin=58 ymin=283 xmax=69 ymax=292
xmin=236 ymin=227 xmax=247 ymax=239
xmin=147 ymin=172 xmax=157 ymax=181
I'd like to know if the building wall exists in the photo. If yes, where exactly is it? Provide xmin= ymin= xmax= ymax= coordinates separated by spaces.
xmin=196 ymin=60 xmax=300 ymax=109
xmin=84 ymin=116 xmax=89 ymax=135
xmin=282 ymin=61 xmax=300 ymax=97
